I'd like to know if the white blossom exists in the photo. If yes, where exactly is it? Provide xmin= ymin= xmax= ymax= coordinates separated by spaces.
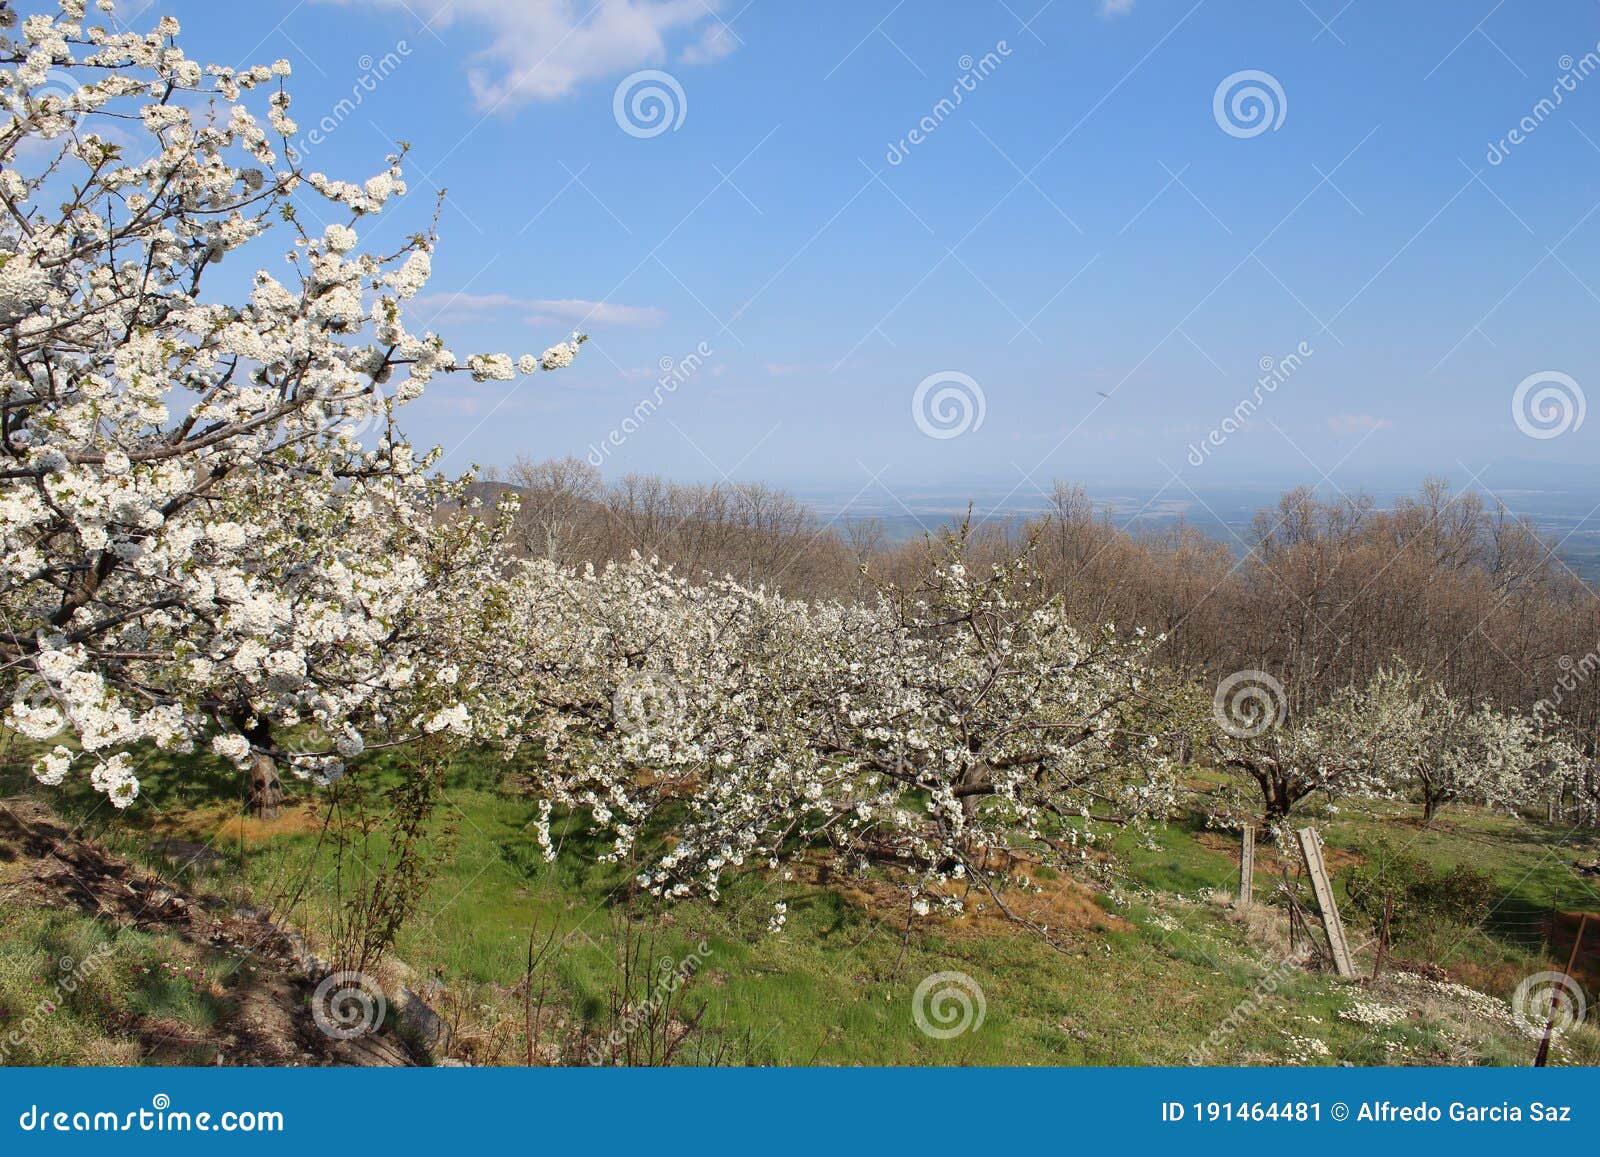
xmin=0 ymin=4 xmax=579 ymax=807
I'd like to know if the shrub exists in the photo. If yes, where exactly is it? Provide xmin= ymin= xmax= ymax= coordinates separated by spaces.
xmin=1343 ymin=839 xmax=1495 ymax=940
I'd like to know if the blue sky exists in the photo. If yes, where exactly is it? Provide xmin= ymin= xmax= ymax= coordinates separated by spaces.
xmin=164 ymin=0 xmax=1600 ymax=493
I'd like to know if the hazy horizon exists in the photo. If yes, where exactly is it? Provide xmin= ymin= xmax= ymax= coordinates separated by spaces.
xmin=478 ymin=458 xmax=1600 ymax=580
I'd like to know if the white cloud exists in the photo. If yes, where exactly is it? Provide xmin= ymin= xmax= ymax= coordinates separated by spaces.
xmin=1326 ymin=413 xmax=1393 ymax=435
xmin=1099 ymin=0 xmax=1136 ymax=16
xmin=332 ymin=0 xmax=736 ymax=109
xmin=526 ymin=298 xmax=668 ymax=327
xmin=415 ymin=291 xmax=666 ymax=328
xmin=679 ymin=20 xmax=738 ymax=66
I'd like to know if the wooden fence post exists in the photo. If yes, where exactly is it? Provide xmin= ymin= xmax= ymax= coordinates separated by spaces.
xmin=1535 ymin=912 xmax=1590 ymax=1067
xmin=1372 ymin=895 xmax=1393 ymax=980
xmin=1238 ymin=825 xmax=1255 ymax=909
xmin=1295 ymin=826 xmax=1356 ymax=978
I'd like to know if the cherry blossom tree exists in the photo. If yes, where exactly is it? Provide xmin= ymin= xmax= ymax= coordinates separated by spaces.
xmin=470 ymin=536 xmax=1175 ymax=929
xmin=1207 ymin=662 xmax=1583 ymax=831
xmin=1360 ymin=665 xmax=1585 ymax=824
xmin=0 ymin=1 xmax=580 ymax=814
xmin=1567 ymin=756 xmax=1600 ymax=827
xmin=1205 ymin=675 xmax=1403 ymax=831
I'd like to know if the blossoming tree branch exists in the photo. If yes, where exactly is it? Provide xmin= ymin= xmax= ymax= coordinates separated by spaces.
xmin=0 ymin=0 xmax=580 ymax=814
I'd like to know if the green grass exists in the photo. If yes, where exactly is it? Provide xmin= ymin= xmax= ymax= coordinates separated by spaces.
xmin=1323 ymin=804 xmax=1600 ymax=915
xmin=6 ymin=747 xmax=1600 ymax=1067
xmin=0 ymin=907 xmax=233 ymax=1066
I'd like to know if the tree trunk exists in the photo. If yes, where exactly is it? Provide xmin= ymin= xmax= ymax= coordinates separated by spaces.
xmin=1261 ymin=776 xmax=1294 ymax=827
xmin=237 ymin=716 xmax=282 ymax=819
xmin=246 ymin=749 xmax=283 ymax=819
